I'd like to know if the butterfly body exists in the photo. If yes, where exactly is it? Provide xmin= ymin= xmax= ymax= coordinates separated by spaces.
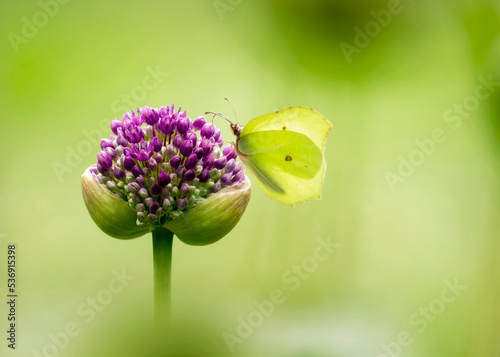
xmin=231 ymin=106 xmax=333 ymax=206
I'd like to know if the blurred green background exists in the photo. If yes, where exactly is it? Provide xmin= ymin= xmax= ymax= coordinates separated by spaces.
xmin=1 ymin=0 xmax=499 ymax=356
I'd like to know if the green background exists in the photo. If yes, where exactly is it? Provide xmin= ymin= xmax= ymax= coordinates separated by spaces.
xmin=1 ymin=0 xmax=499 ymax=356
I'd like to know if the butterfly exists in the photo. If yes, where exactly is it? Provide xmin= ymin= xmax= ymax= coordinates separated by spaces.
xmin=207 ymin=102 xmax=333 ymax=206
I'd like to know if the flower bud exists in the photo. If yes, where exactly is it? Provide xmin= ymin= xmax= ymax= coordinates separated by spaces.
xmin=170 ymin=156 xmax=181 ymax=169
xmin=179 ymin=140 xmax=193 ymax=156
xmin=132 ymin=165 xmax=143 ymax=177
xmin=148 ymin=158 xmax=158 ymax=172
xmin=173 ymin=135 xmax=183 ymax=148
xmin=151 ymin=182 xmax=162 ymax=196
xmin=113 ymin=166 xmax=125 ymax=180
xmin=150 ymin=137 xmax=162 ymax=152
xmin=110 ymin=119 xmax=122 ymax=135
xmin=193 ymin=116 xmax=206 ymax=130
xmin=124 ymin=156 xmax=135 ymax=171
xmin=158 ymin=169 xmax=170 ymax=187
xmin=201 ymin=123 xmax=215 ymax=138
xmin=183 ymin=169 xmax=196 ymax=182
xmin=177 ymin=118 xmax=190 ymax=135
xmin=185 ymin=154 xmax=198 ymax=170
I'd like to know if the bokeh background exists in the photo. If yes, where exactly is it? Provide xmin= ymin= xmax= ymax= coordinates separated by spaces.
xmin=1 ymin=0 xmax=499 ymax=356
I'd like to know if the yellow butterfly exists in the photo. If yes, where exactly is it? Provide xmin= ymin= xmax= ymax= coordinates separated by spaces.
xmin=207 ymin=103 xmax=333 ymax=206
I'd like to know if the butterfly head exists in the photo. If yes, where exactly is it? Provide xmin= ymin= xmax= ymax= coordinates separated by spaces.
xmin=231 ymin=123 xmax=243 ymax=138
xmin=205 ymin=110 xmax=243 ymax=138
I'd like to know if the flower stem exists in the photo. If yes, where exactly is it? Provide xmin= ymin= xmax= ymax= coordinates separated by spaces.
xmin=152 ymin=227 xmax=174 ymax=328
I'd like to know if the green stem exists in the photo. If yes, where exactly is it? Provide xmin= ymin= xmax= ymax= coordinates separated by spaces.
xmin=152 ymin=227 xmax=174 ymax=328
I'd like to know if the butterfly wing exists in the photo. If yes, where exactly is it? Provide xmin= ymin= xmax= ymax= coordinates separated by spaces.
xmin=241 ymin=107 xmax=332 ymax=151
xmin=238 ymin=107 xmax=333 ymax=205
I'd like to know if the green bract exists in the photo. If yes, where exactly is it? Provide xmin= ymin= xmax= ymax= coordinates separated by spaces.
xmin=81 ymin=167 xmax=149 ymax=239
xmin=82 ymin=166 xmax=251 ymax=244
xmin=165 ymin=179 xmax=251 ymax=245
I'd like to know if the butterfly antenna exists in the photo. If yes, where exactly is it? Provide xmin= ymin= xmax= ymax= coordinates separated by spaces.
xmin=205 ymin=111 xmax=233 ymax=125
xmin=224 ymin=97 xmax=240 ymax=125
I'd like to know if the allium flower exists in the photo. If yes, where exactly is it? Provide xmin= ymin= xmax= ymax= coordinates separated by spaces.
xmin=81 ymin=103 xmax=251 ymax=326
xmin=82 ymin=104 xmax=251 ymax=245
xmin=87 ymin=104 xmax=247 ymax=229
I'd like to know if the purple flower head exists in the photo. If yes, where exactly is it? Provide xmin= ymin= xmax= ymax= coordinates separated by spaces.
xmin=90 ymin=104 xmax=247 ymax=230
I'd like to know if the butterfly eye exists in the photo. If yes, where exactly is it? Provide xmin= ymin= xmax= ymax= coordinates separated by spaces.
xmin=285 ymin=155 xmax=292 ymax=162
